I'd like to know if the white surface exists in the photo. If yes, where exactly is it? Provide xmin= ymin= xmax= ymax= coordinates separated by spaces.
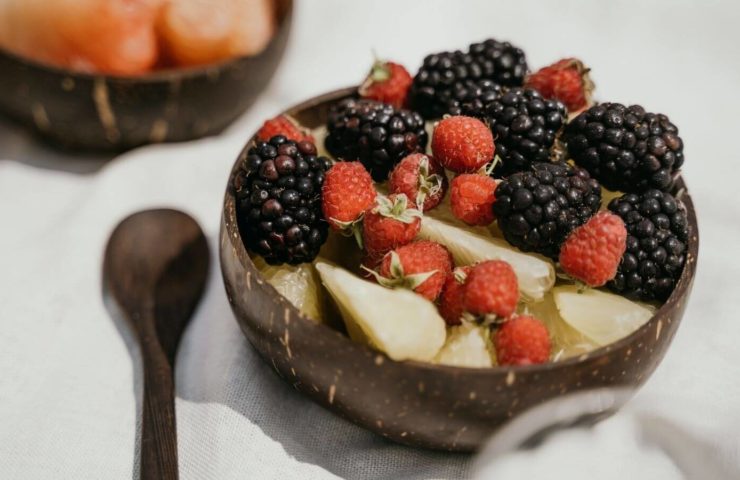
xmin=1 ymin=0 xmax=739 ymax=478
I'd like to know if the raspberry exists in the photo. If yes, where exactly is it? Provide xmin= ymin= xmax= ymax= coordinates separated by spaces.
xmin=431 ymin=116 xmax=494 ymax=173
xmin=525 ymin=58 xmax=594 ymax=112
xmin=362 ymin=194 xmax=422 ymax=257
xmin=359 ymin=60 xmax=413 ymax=109
xmin=321 ymin=162 xmax=376 ymax=239
xmin=493 ymin=315 xmax=551 ymax=365
xmin=375 ymin=240 xmax=453 ymax=301
xmin=388 ymin=153 xmax=448 ymax=212
xmin=559 ymin=211 xmax=627 ymax=287
xmin=256 ymin=115 xmax=315 ymax=144
xmin=450 ymin=174 xmax=497 ymax=226
xmin=463 ymin=260 xmax=519 ymax=319
xmin=438 ymin=266 xmax=471 ymax=325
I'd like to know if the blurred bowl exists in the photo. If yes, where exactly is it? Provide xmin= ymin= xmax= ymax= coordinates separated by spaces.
xmin=0 ymin=0 xmax=292 ymax=151
xmin=219 ymin=87 xmax=698 ymax=452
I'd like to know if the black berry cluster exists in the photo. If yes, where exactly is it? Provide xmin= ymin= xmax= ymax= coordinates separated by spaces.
xmin=233 ymin=136 xmax=331 ymax=265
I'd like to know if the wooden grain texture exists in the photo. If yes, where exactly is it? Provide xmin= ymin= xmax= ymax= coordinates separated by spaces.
xmin=104 ymin=209 xmax=209 ymax=479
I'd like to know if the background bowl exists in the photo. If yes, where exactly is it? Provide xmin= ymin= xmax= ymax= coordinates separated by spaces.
xmin=0 ymin=0 xmax=292 ymax=151
xmin=219 ymin=87 xmax=698 ymax=452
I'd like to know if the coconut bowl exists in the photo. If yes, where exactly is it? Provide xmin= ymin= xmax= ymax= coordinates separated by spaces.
xmin=219 ymin=87 xmax=698 ymax=452
xmin=0 ymin=0 xmax=292 ymax=151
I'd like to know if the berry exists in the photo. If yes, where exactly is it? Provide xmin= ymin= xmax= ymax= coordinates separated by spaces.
xmin=463 ymin=260 xmax=519 ymax=319
xmin=607 ymin=190 xmax=689 ymax=301
xmin=359 ymin=60 xmax=413 ymax=109
xmin=362 ymin=194 xmax=422 ymax=258
xmin=256 ymin=115 xmax=314 ymax=144
xmin=493 ymin=162 xmax=602 ymax=258
xmin=493 ymin=315 xmax=551 ymax=365
xmin=525 ymin=58 xmax=594 ymax=112
xmin=460 ymin=87 xmax=567 ymax=175
xmin=438 ymin=266 xmax=471 ymax=326
xmin=410 ymin=38 xmax=528 ymax=118
xmin=374 ymin=240 xmax=454 ymax=301
xmin=232 ymin=136 xmax=331 ymax=265
xmin=450 ymin=174 xmax=497 ymax=226
xmin=325 ymin=98 xmax=428 ymax=181
xmin=559 ymin=211 xmax=627 ymax=287
xmin=388 ymin=153 xmax=448 ymax=211
xmin=321 ymin=162 xmax=376 ymax=238
xmin=431 ymin=116 xmax=495 ymax=173
xmin=563 ymin=103 xmax=685 ymax=193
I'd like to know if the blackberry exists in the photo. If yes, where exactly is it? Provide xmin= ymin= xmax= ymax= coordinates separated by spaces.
xmin=493 ymin=162 xmax=601 ymax=258
xmin=409 ymin=38 xmax=528 ymax=118
xmin=233 ymin=136 xmax=331 ymax=265
xmin=607 ymin=189 xmax=688 ymax=301
xmin=461 ymin=87 xmax=567 ymax=176
xmin=563 ymin=103 xmax=685 ymax=193
xmin=324 ymin=98 xmax=427 ymax=181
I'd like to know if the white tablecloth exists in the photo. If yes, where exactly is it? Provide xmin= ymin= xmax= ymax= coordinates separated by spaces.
xmin=1 ymin=1 xmax=739 ymax=478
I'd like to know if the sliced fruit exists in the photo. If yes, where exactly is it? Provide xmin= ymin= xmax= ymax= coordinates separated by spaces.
xmin=522 ymin=293 xmax=597 ymax=360
xmin=252 ymin=255 xmax=325 ymax=322
xmin=418 ymin=216 xmax=555 ymax=301
xmin=434 ymin=323 xmax=495 ymax=368
xmin=315 ymin=261 xmax=446 ymax=361
xmin=552 ymin=285 xmax=655 ymax=346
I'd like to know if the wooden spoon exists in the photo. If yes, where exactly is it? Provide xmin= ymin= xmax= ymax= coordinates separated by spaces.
xmin=104 ymin=209 xmax=209 ymax=480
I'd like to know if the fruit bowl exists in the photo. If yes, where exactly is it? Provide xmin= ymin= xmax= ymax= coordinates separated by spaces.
xmin=219 ymin=87 xmax=698 ymax=452
xmin=0 ymin=0 xmax=292 ymax=151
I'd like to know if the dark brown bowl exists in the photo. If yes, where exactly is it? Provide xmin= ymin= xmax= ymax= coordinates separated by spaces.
xmin=0 ymin=0 xmax=292 ymax=151
xmin=219 ymin=87 xmax=698 ymax=452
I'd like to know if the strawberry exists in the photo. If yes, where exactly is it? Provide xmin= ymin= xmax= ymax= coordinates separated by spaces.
xmin=388 ymin=153 xmax=448 ymax=212
xmin=372 ymin=240 xmax=453 ymax=301
xmin=362 ymin=194 xmax=422 ymax=257
xmin=525 ymin=58 xmax=594 ymax=112
xmin=321 ymin=162 xmax=376 ymax=243
xmin=359 ymin=60 xmax=413 ymax=109
xmin=450 ymin=173 xmax=497 ymax=226
xmin=257 ymin=115 xmax=315 ymax=143
xmin=438 ymin=266 xmax=472 ymax=326
xmin=559 ymin=211 xmax=627 ymax=287
xmin=493 ymin=315 xmax=551 ymax=365
xmin=431 ymin=116 xmax=494 ymax=173
xmin=463 ymin=260 xmax=519 ymax=320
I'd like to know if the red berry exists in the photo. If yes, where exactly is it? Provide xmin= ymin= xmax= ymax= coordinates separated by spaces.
xmin=388 ymin=153 xmax=448 ymax=212
xmin=463 ymin=260 xmax=519 ymax=318
xmin=525 ymin=58 xmax=594 ymax=112
xmin=559 ymin=211 xmax=627 ymax=287
xmin=376 ymin=240 xmax=453 ymax=301
xmin=322 ymin=162 xmax=376 ymax=233
xmin=257 ymin=115 xmax=315 ymax=143
xmin=362 ymin=194 xmax=421 ymax=257
xmin=359 ymin=61 xmax=413 ymax=109
xmin=432 ymin=116 xmax=494 ymax=173
xmin=450 ymin=174 xmax=497 ymax=226
xmin=494 ymin=315 xmax=551 ymax=366
xmin=438 ymin=266 xmax=472 ymax=325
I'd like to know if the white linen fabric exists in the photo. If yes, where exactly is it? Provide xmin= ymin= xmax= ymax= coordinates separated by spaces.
xmin=1 ymin=1 xmax=739 ymax=479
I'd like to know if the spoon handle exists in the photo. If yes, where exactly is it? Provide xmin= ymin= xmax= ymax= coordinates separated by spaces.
xmin=140 ymin=330 xmax=179 ymax=480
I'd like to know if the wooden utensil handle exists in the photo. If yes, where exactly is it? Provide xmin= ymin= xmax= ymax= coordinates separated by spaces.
xmin=140 ymin=333 xmax=179 ymax=480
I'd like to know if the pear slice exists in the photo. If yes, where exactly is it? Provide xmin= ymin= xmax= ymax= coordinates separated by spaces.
xmin=434 ymin=323 xmax=495 ymax=368
xmin=315 ymin=261 xmax=446 ymax=361
xmin=552 ymin=285 xmax=655 ymax=346
xmin=252 ymin=256 xmax=325 ymax=323
xmin=418 ymin=216 xmax=555 ymax=301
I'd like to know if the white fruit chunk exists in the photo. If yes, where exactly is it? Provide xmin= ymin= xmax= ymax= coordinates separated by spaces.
xmin=418 ymin=216 xmax=555 ymax=301
xmin=523 ymin=293 xmax=598 ymax=360
xmin=253 ymin=256 xmax=325 ymax=322
xmin=315 ymin=262 xmax=446 ymax=361
xmin=434 ymin=323 xmax=495 ymax=368
xmin=553 ymin=285 xmax=655 ymax=346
